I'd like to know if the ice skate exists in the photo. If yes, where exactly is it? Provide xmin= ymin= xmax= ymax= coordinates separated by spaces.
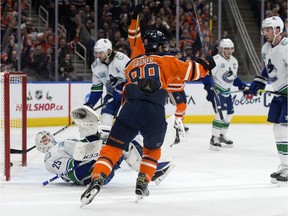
xmin=80 ymin=172 xmax=106 ymax=207
xmin=135 ymin=173 xmax=150 ymax=203
xmin=219 ymin=134 xmax=233 ymax=146
xmin=210 ymin=136 xmax=221 ymax=151
xmin=152 ymin=163 xmax=175 ymax=185
xmin=171 ymin=128 xmax=180 ymax=147
xmin=184 ymin=125 xmax=189 ymax=132
xmin=270 ymin=164 xmax=288 ymax=186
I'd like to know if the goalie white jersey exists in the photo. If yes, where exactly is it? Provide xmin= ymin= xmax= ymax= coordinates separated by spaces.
xmin=43 ymin=138 xmax=101 ymax=185
xmin=211 ymin=54 xmax=239 ymax=92
xmin=91 ymin=51 xmax=130 ymax=95
xmin=262 ymin=37 xmax=288 ymax=92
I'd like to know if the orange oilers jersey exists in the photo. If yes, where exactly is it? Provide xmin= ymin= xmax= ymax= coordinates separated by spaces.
xmin=124 ymin=54 xmax=209 ymax=92
xmin=128 ymin=19 xmax=145 ymax=59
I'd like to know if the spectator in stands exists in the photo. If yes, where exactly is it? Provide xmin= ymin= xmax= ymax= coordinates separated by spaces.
xmin=3 ymin=35 xmax=18 ymax=65
xmin=32 ymin=45 xmax=51 ymax=80
xmin=59 ymin=53 xmax=77 ymax=81
xmin=79 ymin=18 xmax=95 ymax=65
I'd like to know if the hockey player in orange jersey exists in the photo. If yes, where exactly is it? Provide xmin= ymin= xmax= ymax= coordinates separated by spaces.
xmin=127 ymin=4 xmax=190 ymax=134
xmin=80 ymin=30 xmax=215 ymax=206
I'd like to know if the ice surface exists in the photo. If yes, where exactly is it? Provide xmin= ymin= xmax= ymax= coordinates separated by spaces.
xmin=1 ymin=124 xmax=287 ymax=216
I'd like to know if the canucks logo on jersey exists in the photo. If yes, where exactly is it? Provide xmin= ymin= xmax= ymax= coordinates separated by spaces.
xmin=222 ymin=67 xmax=234 ymax=83
xmin=266 ymin=59 xmax=278 ymax=82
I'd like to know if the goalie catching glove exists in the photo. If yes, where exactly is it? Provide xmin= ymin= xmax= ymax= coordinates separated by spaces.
xmin=71 ymin=105 xmax=100 ymax=138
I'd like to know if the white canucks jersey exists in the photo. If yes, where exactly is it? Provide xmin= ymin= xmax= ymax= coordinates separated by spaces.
xmin=262 ymin=37 xmax=288 ymax=93
xmin=211 ymin=54 xmax=239 ymax=93
xmin=91 ymin=51 xmax=130 ymax=95
xmin=43 ymin=139 xmax=99 ymax=184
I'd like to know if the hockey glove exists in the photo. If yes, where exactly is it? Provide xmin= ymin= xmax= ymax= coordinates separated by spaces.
xmin=204 ymin=84 xmax=215 ymax=102
xmin=131 ymin=4 xmax=144 ymax=19
xmin=196 ymin=55 xmax=216 ymax=71
xmin=249 ymin=75 xmax=267 ymax=96
xmin=242 ymin=86 xmax=253 ymax=100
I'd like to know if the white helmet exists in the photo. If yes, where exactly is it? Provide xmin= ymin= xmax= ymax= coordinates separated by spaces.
xmin=220 ymin=38 xmax=234 ymax=51
xmin=94 ymin=38 xmax=112 ymax=54
xmin=35 ymin=131 xmax=57 ymax=153
xmin=261 ymin=16 xmax=284 ymax=35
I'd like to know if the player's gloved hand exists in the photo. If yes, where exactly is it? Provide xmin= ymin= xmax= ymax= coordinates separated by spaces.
xmin=242 ymin=85 xmax=253 ymax=99
xmin=131 ymin=4 xmax=144 ymax=19
xmin=204 ymin=85 xmax=215 ymax=102
xmin=249 ymin=75 xmax=267 ymax=96
xmin=196 ymin=55 xmax=216 ymax=71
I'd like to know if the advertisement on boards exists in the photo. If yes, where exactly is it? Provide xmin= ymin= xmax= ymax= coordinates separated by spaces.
xmin=25 ymin=82 xmax=273 ymax=126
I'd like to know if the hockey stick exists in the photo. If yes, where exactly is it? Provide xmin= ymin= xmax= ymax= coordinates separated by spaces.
xmin=10 ymin=98 xmax=114 ymax=154
xmin=221 ymin=90 xmax=245 ymax=95
xmin=257 ymin=89 xmax=287 ymax=96
xmin=10 ymin=145 xmax=36 ymax=154
xmin=187 ymin=0 xmax=224 ymax=120
xmin=42 ymin=160 xmax=91 ymax=186
xmin=134 ymin=14 xmax=140 ymax=46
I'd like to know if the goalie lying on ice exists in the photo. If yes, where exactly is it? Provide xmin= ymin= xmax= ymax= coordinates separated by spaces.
xmin=35 ymin=105 xmax=176 ymax=185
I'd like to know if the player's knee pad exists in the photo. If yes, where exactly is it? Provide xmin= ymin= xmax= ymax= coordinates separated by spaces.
xmin=273 ymin=124 xmax=288 ymax=141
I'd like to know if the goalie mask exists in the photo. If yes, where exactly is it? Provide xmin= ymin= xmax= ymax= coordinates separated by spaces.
xmin=35 ymin=131 xmax=57 ymax=153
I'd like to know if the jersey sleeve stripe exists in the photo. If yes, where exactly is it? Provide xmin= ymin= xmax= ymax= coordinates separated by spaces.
xmin=185 ymin=61 xmax=192 ymax=80
xmin=194 ymin=63 xmax=201 ymax=80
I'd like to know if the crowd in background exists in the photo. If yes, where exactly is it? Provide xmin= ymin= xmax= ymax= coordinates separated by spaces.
xmin=0 ymin=0 xmax=286 ymax=81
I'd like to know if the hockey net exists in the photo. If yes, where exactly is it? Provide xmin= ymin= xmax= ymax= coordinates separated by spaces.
xmin=0 ymin=72 xmax=27 ymax=181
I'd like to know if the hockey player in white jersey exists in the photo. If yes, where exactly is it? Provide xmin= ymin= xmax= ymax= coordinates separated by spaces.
xmin=36 ymin=105 xmax=176 ymax=186
xmin=85 ymin=38 xmax=130 ymax=130
xmin=249 ymin=16 xmax=288 ymax=185
xmin=202 ymin=38 xmax=252 ymax=151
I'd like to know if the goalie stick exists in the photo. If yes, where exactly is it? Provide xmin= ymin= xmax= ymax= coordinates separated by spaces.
xmin=10 ymin=145 xmax=36 ymax=154
xmin=42 ymin=160 xmax=91 ymax=186
xmin=10 ymin=98 xmax=114 ymax=154
xmin=187 ymin=0 xmax=224 ymax=120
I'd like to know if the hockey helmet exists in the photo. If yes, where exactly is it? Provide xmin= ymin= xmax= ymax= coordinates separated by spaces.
xmin=94 ymin=38 xmax=112 ymax=56
xmin=219 ymin=38 xmax=234 ymax=50
xmin=35 ymin=131 xmax=57 ymax=153
xmin=261 ymin=16 xmax=284 ymax=35
xmin=143 ymin=30 xmax=169 ymax=52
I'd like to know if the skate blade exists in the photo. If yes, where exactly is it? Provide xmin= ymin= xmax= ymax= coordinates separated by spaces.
xmin=277 ymin=181 xmax=288 ymax=187
xmin=221 ymin=144 xmax=234 ymax=148
xmin=80 ymin=188 xmax=98 ymax=208
xmin=209 ymin=145 xmax=220 ymax=151
xmin=135 ymin=195 xmax=145 ymax=203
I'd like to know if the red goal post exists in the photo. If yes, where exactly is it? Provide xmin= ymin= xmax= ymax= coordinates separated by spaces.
xmin=0 ymin=71 xmax=27 ymax=181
